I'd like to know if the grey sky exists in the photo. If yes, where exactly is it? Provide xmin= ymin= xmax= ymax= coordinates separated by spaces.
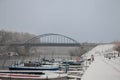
xmin=0 ymin=0 xmax=120 ymax=43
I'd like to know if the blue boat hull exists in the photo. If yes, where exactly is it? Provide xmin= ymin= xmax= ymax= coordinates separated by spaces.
xmin=9 ymin=67 xmax=59 ymax=71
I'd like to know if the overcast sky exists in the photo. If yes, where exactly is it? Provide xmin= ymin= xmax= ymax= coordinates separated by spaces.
xmin=0 ymin=0 xmax=120 ymax=43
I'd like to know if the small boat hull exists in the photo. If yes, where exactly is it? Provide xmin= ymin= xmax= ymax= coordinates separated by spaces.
xmin=9 ymin=66 xmax=59 ymax=71
xmin=62 ymin=61 xmax=82 ymax=65
xmin=0 ymin=70 xmax=67 ymax=80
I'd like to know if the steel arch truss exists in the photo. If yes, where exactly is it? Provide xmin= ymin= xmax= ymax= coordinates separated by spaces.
xmin=24 ymin=33 xmax=80 ymax=47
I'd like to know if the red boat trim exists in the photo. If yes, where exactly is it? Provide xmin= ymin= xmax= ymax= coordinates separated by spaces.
xmin=0 ymin=73 xmax=40 ymax=77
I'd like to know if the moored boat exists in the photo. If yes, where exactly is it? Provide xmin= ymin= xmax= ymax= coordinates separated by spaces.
xmin=0 ymin=70 xmax=67 ymax=80
xmin=62 ymin=60 xmax=83 ymax=65
xmin=9 ymin=61 xmax=60 ymax=71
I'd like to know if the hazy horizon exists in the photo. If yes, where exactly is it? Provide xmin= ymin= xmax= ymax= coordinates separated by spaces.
xmin=0 ymin=0 xmax=120 ymax=43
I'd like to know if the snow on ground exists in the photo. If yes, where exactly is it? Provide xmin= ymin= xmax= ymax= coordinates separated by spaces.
xmin=82 ymin=44 xmax=115 ymax=59
xmin=82 ymin=56 xmax=120 ymax=80
xmin=81 ymin=44 xmax=120 ymax=80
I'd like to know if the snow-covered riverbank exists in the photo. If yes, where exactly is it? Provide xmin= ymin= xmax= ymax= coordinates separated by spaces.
xmin=81 ymin=44 xmax=120 ymax=80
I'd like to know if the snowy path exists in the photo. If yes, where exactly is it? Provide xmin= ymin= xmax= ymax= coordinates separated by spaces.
xmin=103 ymin=58 xmax=120 ymax=73
xmin=82 ymin=56 xmax=120 ymax=80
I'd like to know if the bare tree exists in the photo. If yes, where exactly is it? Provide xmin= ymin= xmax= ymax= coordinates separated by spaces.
xmin=0 ymin=30 xmax=36 ymax=56
xmin=114 ymin=42 xmax=120 ymax=57
xmin=0 ymin=30 xmax=12 ymax=54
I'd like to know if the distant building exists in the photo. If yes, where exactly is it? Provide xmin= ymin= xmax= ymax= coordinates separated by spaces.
xmin=7 ymin=52 xmax=18 ymax=56
xmin=104 ymin=51 xmax=119 ymax=58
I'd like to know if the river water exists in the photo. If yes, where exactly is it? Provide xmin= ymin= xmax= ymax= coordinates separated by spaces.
xmin=0 ymin=54 xmax=78 ymax=70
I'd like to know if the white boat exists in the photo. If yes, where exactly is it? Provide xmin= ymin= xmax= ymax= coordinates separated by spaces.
xmin=0 ymin=70 xmax=67 ymax=80
xmin=9 ymin=61 xmax=60 ymax=71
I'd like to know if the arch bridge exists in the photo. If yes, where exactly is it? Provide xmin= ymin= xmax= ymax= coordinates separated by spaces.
xmin=0 ymin=33 xmax=80 ymax=47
